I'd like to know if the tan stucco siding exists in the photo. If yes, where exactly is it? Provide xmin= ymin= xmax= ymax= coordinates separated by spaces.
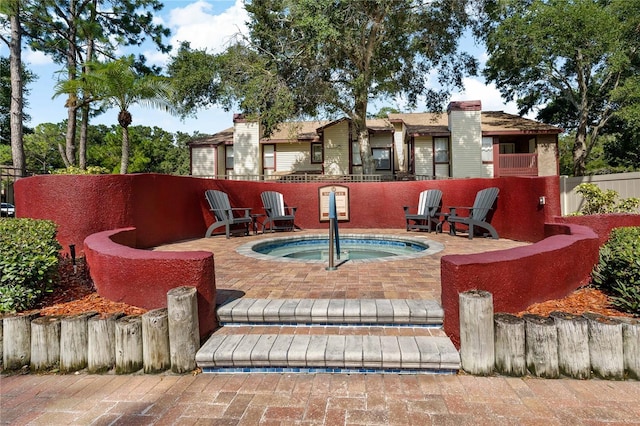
xmin=323 ymin=121 xmax=350 ymax=175
xmin=449 ymin=110 xmax=482 ymax=178
xmin=233 ymin=121 xmax=261 ymax=175
xmin=414 ymin=136 xmax=433 ymax=176
xmin=393 ymin=122 xmax=406 ymax=172
xmin=537 ymin=135 xmax=558 ymax=176
xmin=275 ymin=143 xmax=322 ymax=173
xmin=191 ymin=146 xmax=216 ymax=176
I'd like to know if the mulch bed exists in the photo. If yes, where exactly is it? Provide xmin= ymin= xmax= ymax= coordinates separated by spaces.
xmin=18 ymin=258 xmax=636 ymax=319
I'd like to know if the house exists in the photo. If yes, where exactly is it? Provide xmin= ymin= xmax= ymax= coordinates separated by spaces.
xmin=189 ymin=100 xmax=562 ymax=180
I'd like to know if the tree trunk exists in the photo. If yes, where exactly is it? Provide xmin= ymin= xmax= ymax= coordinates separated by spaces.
xmin=9 ymin=8 xmax=26 ymax=178
xmin=30 ymin=316 xmax=62 ymax=372
xmin=550 ymin=311 xmax=590 ymax=379
xmin=120 ymin=124 xmax=130 ymax=174
xmin=459 ymin=290 xmax=494 ymax=375
xmin=523 ymin=314 xmax=559 ymax=378
xmin=142 ymin=308 xmax=170 ymax=374
xmin=79 ymin=106 xmax=89 ymax=170
xmin=167 ymin=286 xmax=200 ymax=373
xmin=494 ymin=313 xmax=526 ymax=376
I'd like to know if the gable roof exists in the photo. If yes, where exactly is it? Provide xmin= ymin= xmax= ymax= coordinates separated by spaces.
xmin=193 ymin=109 xmax=562 ymax=145
xmin=480 ymin=111 xmax=562 ymax=134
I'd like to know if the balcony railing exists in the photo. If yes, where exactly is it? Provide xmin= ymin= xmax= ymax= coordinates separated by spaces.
xmin=498 ymin=153 xmax=538 ymax=177
xmin=194 ymin=173 xmax=442 ymax=183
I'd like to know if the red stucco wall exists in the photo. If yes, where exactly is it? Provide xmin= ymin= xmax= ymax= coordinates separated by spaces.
xmin=553 ymin=214 xmax=640 ymax=246
xmin=83 ymin=228 xmax=216 ymax=339
xmin=15 ymin=174 xmax=562 ymax=256
xmin=441 ymin=223 xmax=600 ymax=347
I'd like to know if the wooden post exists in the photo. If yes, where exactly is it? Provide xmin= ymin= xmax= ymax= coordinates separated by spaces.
xmin=550 ymin=311 xmax=590 ymax=379
xmin=167 ymin=286 xmax=200 ymax=374
xmin=142 ymin=308 xmax=170 ymax=374
xmin=30 ymin=316 xmax=62 ymax=372
xmin=88 ymin=313 xmax=123 ymax=373
xmin=2 ymin=313 xmax=38 ymax=370
xmin=618 ymin=317 xmax=640 ymax=380
xmin=584 ymin=313 xmax=624 ymax=380
xmin=523 ymin=314 xmax=559 ymax=378
xmin=60 ymin=312 xmax=96 ymax=373
xmin=459 ymin=290 xmax=494 ymax=375
xmin=494 ymin=313 xmax=526 ymax=376
xmin=115 ymin=315 xmax=143 ymax=374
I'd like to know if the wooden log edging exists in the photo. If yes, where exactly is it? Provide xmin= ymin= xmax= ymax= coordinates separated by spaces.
xmin=2 ymin=287 xmax=201 ymax=375
xmin=458 ymin=290 xmax=639 ymax=380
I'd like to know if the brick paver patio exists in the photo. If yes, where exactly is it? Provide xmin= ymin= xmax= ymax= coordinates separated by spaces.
xmin=154 ymin=228 xmax=528 ymax=302
xmin=2 ymin=372 xmax=639 ymax=425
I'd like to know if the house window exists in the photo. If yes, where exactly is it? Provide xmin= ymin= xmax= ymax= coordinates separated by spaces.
xmin=434 ymin=137 xmax=449 ymax=163
xmin=225 ymin=145 xmax=234 ymax=171
xmin=263 ymin=144 xmax=275 ymax=170
xmin=352 ymin=141 xmax=362 ymax=166
xmin=372 ymin=147 xmax=391 ymax=170
xmin=482 ymin=137 xmax=493 ymax=163
xmin=311 ymin=143 xmax=323 ymax=164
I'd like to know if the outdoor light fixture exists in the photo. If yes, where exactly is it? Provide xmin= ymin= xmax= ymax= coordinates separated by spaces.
xmin=539 ymin=196 xmax=546 ymax=206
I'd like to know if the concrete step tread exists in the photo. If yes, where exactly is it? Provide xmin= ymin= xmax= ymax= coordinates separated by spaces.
xmin=217 ymin=298 xmax=444 ymax=325
xmin=196 ymin=333 xmax=460 ymax=371
xmin=212 ymin=324 xmax=448 ymax=337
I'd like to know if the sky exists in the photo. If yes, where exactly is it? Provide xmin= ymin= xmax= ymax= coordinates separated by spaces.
xmin=2 ymin=0 xmax=525 ymax=136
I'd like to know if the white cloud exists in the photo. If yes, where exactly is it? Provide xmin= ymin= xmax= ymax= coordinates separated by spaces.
xmin=167 ymin=0 xmax=248 ymax=54
xmin=23 ymin=49 xmax=53 ymax=66
xmin=451 ymin=77 xmax=519 ymax=114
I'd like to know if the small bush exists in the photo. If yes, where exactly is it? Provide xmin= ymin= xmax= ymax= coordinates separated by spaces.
xmin=574 ymin=183 xmax=640 ymax=215
xmin=592 ymin=227 xmax=640 ymax=316
xmin=0 ymin=218 xmax=61 ymax=313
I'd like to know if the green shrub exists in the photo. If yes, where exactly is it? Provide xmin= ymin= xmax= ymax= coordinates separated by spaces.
xmin=592 ymin=227 xmax=640 ymax=316
xmin=0 ymin=218 xmax=61 ymax=313
xmin=574 ymin=183 xmax=640 ymax=215
xmin=51 ymin=165 xmax=109 ymax=175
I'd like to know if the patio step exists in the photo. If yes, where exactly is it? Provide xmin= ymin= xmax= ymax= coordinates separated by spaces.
xmin=197 ymin=298 xmax=460 ymax=373
xmin=196 ymin=333 xmax=460 ymax=373
xmin=216 ymin=298 xmax=444 ymax=326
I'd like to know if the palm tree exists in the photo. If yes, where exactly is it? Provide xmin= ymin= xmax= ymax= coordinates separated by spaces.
xmin=55 ymin=55 xmax=176 ymax=173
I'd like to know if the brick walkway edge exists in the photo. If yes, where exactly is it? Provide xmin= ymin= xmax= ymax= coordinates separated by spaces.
xmin=2 ymin=372 xmax=639 ymax=425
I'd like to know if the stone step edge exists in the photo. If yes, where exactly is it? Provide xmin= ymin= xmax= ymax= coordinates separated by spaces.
xmin=196 ymin=334 xmax=460 ymax=371
xmin=219 ymin=322 xmax=442 ymax=328
xmin=217 ymin=298 xmax=444 ymax=325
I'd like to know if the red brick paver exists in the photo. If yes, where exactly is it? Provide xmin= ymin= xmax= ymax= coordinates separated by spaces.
xmin=154 ymin=229 xmax=527 ymax=302
xmin=2 ymin=373 xmax=639 ymax=425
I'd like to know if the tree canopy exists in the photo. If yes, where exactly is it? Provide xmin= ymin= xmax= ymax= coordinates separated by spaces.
xmin=169 ymin=0 xmax=481 ymax=173
xmin=482 ymin=0 xmax=640 ymax=176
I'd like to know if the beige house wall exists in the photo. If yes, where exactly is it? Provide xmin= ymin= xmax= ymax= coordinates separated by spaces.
xmin=323 ymin=121 xmax=350 ymax=175
xmin=392 ymin=122 xmax=407 ymax=172
xmin=191 ymin=146 xmax=216 ymax=176
xmin=275 ymin=143 xmax=321 ymax=173
xmin=537 ymin=135 xmax=558 ymax=177
xmin=233 ymin=121 xmax=261 ymax=176
xmin=449 ymin=110 xmax=483 ymax=178
xmin=414 ymin=136 xmax=433 ymax=176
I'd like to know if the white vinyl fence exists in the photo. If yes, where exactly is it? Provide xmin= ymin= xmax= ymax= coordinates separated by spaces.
xmin=560 ymin=172 xmax=640 ymax=216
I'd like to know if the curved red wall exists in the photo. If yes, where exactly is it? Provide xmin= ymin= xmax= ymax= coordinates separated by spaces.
xmin=84 ymin=228 xmax=216 ymax=339
xmin=441 ymin=223 xmax=600 ymax=347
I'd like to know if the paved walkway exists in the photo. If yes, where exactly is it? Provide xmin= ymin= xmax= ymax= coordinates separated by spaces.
xmin=2 ymin=372 xmax=640 ymax=425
